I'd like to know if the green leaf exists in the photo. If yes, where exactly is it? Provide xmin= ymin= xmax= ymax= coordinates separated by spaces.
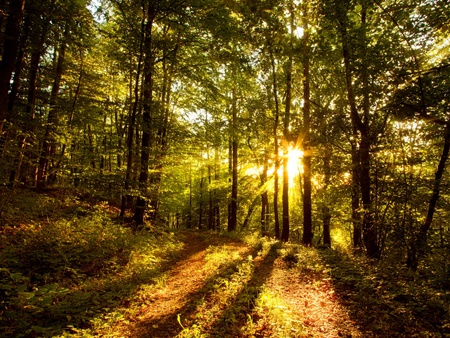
xmin=42 ymin=296 xmax=53 ymax=306
xmin=18 ymin=292 xmax=35 ymax=300
xmin=17 ymin=284 xmax=27 ymax=292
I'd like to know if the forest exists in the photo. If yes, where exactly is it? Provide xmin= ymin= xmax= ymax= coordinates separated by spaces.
xmin=0 ymin=0 xmax=450 ymax=336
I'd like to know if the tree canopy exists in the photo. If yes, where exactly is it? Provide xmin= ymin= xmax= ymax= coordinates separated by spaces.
xmin=1 ymin=0 xmax=450 ymax=269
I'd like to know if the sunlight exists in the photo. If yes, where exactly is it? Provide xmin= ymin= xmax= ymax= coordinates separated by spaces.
xmin=244 ymin=147 xmax=304 ymax=186
xmin=280 ymin=146 xmax=304 ymax=186
xmin=287 ymin=147 xmax=304 ymax=177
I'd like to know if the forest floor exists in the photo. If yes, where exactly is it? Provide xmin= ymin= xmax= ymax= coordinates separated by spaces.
xmin=107 ymin=230 xmax=449 ymax=338
xmin=1 ymin=188 xmax=449 ymax=337
xmin=110 ymin=230 xmax=362 ymax=338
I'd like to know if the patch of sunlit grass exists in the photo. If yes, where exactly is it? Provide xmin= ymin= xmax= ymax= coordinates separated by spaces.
xmin=246 ymin=286 xmax=305 ymax=337
xmin=177 ymin=249 xmax=255 ymax=337
xmin=203 ymin=245 xmax=242 ymax=275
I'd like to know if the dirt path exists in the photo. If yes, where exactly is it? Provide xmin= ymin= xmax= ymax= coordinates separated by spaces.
xmin=115 ymin=231 xmax=253 ymax=337
xmin=112 ymin=231 xmax=364 ymax=337
xmin=262 ymin=259 xmax=363 ymax=337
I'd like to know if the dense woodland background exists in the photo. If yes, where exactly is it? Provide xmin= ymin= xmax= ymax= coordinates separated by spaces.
xmin=1 ymin=0 xmax=450 ymax=336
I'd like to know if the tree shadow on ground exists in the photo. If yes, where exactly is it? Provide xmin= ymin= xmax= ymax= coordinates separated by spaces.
xmin=132 ymin=241 xmax=279 ymax=338
xmin=131 ymin=243 xmax=258 ymax=337
xmin=318 ymin=249 xmax=449 ymax=337
xmin=207 ymin=243 xmax=279 ymax=337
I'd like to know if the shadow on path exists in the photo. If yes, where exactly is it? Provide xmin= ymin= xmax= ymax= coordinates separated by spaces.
xmin=129 ymin=233 xmax=256 ymax=338
xmin=207 ymin=243 xmax=279 ymax=337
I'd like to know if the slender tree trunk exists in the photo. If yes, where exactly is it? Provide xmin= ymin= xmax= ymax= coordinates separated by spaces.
xmin=269 ymin=47 xmax=281 ymax=239
xmin=55 ymin=52 xmax=83 ymax=184
xmin=281 ymin=5 xmax=295 ymax=243
xmin=407 ymin=123 xmax=450 ymax=270
xmin=208 ymin=151 xmax=215 ymax=230
xmin=302 ymin=2 xmax=313 ymax=245
xmin=242 ymin=197 xmax=258 ymax=229
xmin=260 ymin=149 xmax=269 ymax=236
xmin=281 ymin=69 xmax=291 ymax=242
xmin=37 ymin=25 xmax=68 ymax=189
xmin=0 ymin=0 xmax=25 ymax=135
xmin=87 ymin=124 xmax=96 ymax=169
xmin=228 ymin=87 xmax=238 ymax=232
xmin=121 ymin=13 xmax=145 ymax=218
xmin=7 ymin=14 xmax=29 ymax=121
xmin=351 ymin=138 xmax=362 ymax=248
xmin=134 ymin=4 xmax=156 ymax=227
xmin=214 ymin=146 xmax=220 ymax=229
xmin=187 ymin=163 xmax=193 ymax=229
xmin=322 ymin=148 xmax=332 ymax=246
xmin=199 ymin=167 xmax=204 ymax=230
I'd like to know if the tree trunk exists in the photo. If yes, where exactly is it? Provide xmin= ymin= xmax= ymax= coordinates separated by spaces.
xmin=37 ymin=25 xmax=68 ymax=189
xmin=187 ymin=164 xmax=193 ymax=229
xmin=407 ymin=123 xmax=450 ymax=270
xmin=339 ymin=9 xmax=378 ymax=258
xmin=134 ymin=3 xmax=156 ymax=227
xmin=121 ymin=13 xmax=145 ymax=218
xmin=7 ymin=14 xmax=30 ymax=121
xmin=0 ymin=0 xmax=25 ymax=135
xmin=281 ymin=4 xmax=295 ymax=243
xmin=351 ymin=138 xmax=362 ymax=248
xmin=260 ymin=149 xmax=270 ymax=236
xmin=302 ymin=2 xmax=313 ymax=246
xmin=269 ymin=47 xmax=281 ymax=239
xmin=214 ymin=146 xmax=220 ymax=229
xmin=11 ymin=6 xmax=54 ymax=186
xmin=199 ymin=167 xmax=204 ymax=230
xmin=228 ymin=87 xmax=238 ymax=232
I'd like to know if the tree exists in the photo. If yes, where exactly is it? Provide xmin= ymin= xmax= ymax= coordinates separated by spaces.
xmin=301 ymin=0 xmax=313 ymax=246
xmin=0 ymin=0 xmax=25 ymax=135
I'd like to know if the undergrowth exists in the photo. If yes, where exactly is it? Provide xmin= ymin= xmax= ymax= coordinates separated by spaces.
xmin=0 ymin=188 xmax=183 ymax=337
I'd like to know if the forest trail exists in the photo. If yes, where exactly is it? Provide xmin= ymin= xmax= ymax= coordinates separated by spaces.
xmin=114 ymin=231 xmax=253 ymax=337
xmin=112 ymin=231 xmax=362 ymax=337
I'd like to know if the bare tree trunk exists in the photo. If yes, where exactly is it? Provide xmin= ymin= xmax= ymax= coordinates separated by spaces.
xmin=121 ymin=13 xmax=145 ymax=218
xmin=302 ymin=2 xmax=313 ymax=246
xmin=260 ymin=149 xmax=269 ymax=236
xmin=407 ymin=123 xmax=450 ymax=270
xmin=269 ymin=47 xmax=281 ymax=239
xmin=351 ymin=138 xmax=362 ymax=248
xmin=228 ymin=87 xmax=238 ymax=232
xmin=214 ymin=146 xmax=220 ymax=229
xmin=199 ymin=167 xmax=204 ymax=230
xmin=37 ymin=24 xmax=68 ymax=189
xmin=0 ymin=0 xmax=25 ymax=135
xmin=322 ymin=149 xmax=332 ymax=247
xmin=134 ymin=3 xmax=156 ymax=227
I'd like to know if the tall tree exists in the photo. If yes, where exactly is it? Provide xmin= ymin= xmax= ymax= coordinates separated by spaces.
xmin=134 ymin=1 xmax=156 ymax=226
xmin=0 ymin=0 xmax=25 ymax=135
xmin=36 ymin=24 xmax=69 ymax=189
xmin=301 ymin=0 xmax=313 ymax=246
xmin=228 ymin=86 xmax=238 ymax=232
